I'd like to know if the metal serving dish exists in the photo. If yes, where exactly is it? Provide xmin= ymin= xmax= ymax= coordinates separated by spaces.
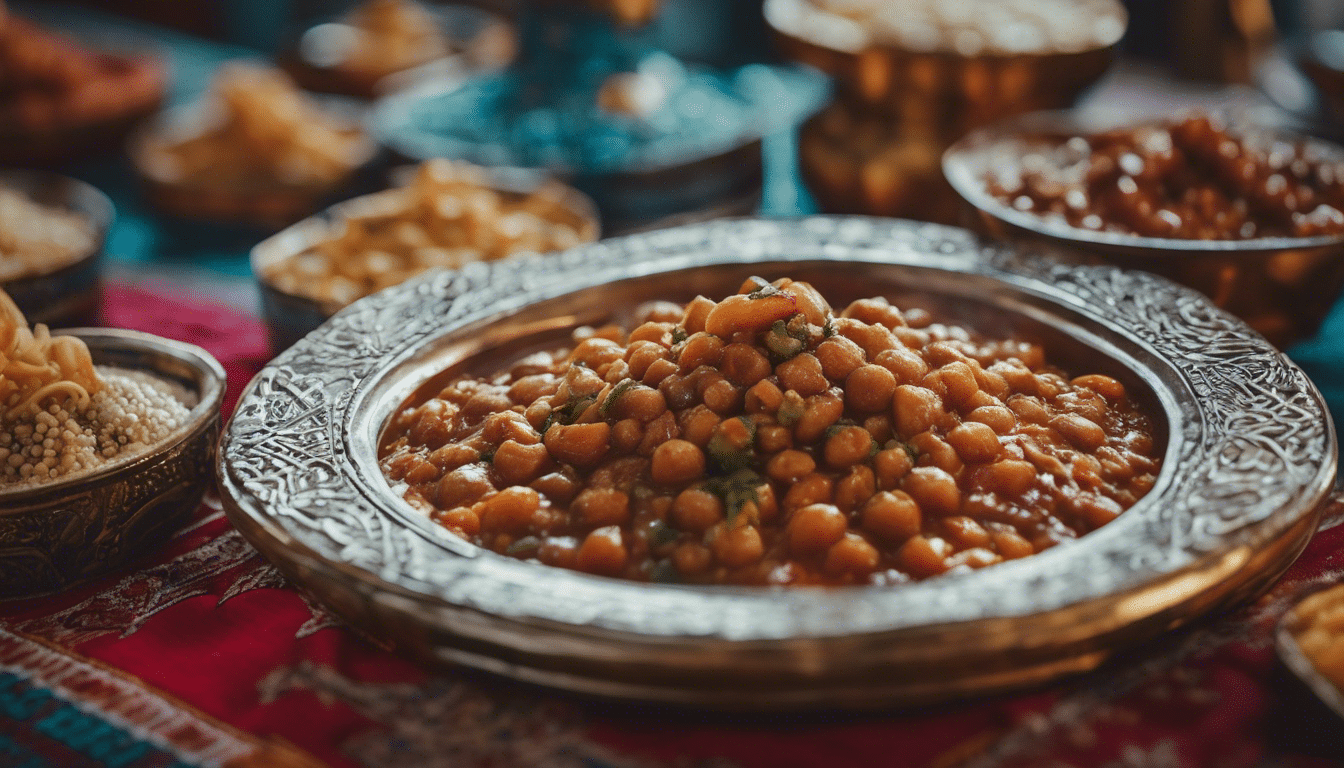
xmin=1276 ymin=582 xmax=1344 ymax=722
xmin=1 ymin=170 xmax=113 ymax=329
xmin=0 ymin=330 xmax=226 ymax=599
xmin=218 ymin=216 xmax=1335 ymax=709
xmin=251 ymin=171 xmax=601 ymax=353
xmin=943 ymin=110 xmax=1344 ymax=348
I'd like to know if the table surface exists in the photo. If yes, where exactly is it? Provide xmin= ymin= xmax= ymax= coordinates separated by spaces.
xmin=7 ymin=5 xmax=1344 ymax=768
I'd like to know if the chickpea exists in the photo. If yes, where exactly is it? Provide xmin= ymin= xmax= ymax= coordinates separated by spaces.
xmin=575 ymin=526 xmax=627 ymax=575
xmin=628 ymin=321 xmax=674 ymax=346
xmin=892 ymin=384 xmax=944 ymax=437
xmin=671 ymin=488 xmax=724 ymax=532
xmin=570 ymin=337 xmax=624 ymax=370
xmin=679 ymin=332 xmax=726 ymax=372
xmin=776 ymin=353 xmax=829 ymax=397
xmin=611 ymin=385 xmax=667 ymax=422
xmin=908 ymin=431 xmax=963 ymax=475
xmin=861 ymin=490 xmax=920 ymax=541
xmin=480 ymin=487 xmax=542 ymax=533
xmin=530 ymin=470 xmax=581 ymax=505
xmin=682 ymin=295 xmax=715 ymax=333
xmin=572 ymin=487 xmax=631 ymax=527
xmin=824 ymin=532 xmax=881 ymax=577
xmin=766 ymin=449 xmax=816 ymax=483
xmin=815 ymin=337 xmax=867 ymax=381
xmin=824 ymin=425 xmax=874 ymax=469
xmin=946 ymin=422 xmax=1002 ymax=464
xmin=745 ymin=379 xmax=785 ymax=414
xmin=434 ymin=506 xmax=480 ymax=537
xmin=642 ymin=357 xmax=679 ymax=387
xmin=783 ymin=473 xmax=835 ymax=512
xmin=651 ymin=439 xmax=706 ymax=485
xmin=845 ymin=364 xmax=897 ymax=412
xmin=966 ymin=404 xmax=1017 ymax=435
xmin=702 ymin=378 xmax=743 ymax=414
xmin=493 ymin=440 xmax=552 ymax=485
xmin=544 ymin=422 xmax=610 ymax=468
xmin=794 ymin=389 xmax=845 ymax=443
xmin=902 ymin=466 xmax=960 ymax=515
xmin=834 ymin=317 xmax=897 ymax=356
xmin=673 ymin=541 xmax=713 ymax=576
xmin=755 ymin=423 xmax=793 ymax=453
xmin=1051 ymin=413 xmax=1107 ymax=451
xmin=637 ymin=411 xmax=680 ymax=456
xmin=873 ymin=346 xmax=928 ymax=384
xmin=714 ymin=525 xmax=765 ymax=567
xmin=508 ymin=374 xmax=559 ymax=406
xmin=436 ymin=463 xmax=494 ymax=509
xmin=778 ymin=280 xmax=831 ymax=326
xmin=834 ymin=465 xmax=877 ymax=513
xmin=721 ymin=343 xmax=772 ymax=386
xmin=678 ymin=405 xmax=722 ymax=447
xmin=942 ymin=516 xmax=992 ymax=549
xmin=704 ymin=292 xmax=798 ymax=337
xmin=873 ymin=446 xmax=914 ymax=489
xmin=976 ymin=459 xmax=1037 ymax=497
xmin=1007 ymin=394 xmax=1050 ymax=426
xmin=403 ymin=457 xmax=440 ymax=485
xmin=1072 ymin=374 xmax=1127 ymax=401
xmin=896 ymin=535 xmax=950 ymax=578
xmin=612 ymin=418 xmax=643 ymax=453
xmin=788 ymin=503 xmax=848 ymax=555
xmin=992 ymin=528 xmax=1036 ymax=559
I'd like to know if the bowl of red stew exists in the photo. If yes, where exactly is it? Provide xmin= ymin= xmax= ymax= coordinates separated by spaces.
xmin=943 ymin=110 xmax=1344 ymax=347
xmin=218 ymin=216 xmax=1335 ymax=708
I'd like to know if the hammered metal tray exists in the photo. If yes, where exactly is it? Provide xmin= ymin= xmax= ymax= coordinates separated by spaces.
xmin=218 ymin=216 xmax=1336 ymax=708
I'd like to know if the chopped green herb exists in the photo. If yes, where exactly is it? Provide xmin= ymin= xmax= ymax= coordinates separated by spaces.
xmin=648 ymin=520 xmax=680 ymax=548
xmin=671 ymin=326 xmax=689 ymax=344
xmin=902 ymin=442 xmax=920 ymax=462
xmin=765 ymin=320 xmax=805 ymax=361
xmin=777 ymin=391 xmax=806 ymax=427
xmin=599 ymin=379 xmax=637 ymax=417
xmin=705 ymin=469 xmax=764 ymax=527
xmin=706 ymin=416 xmax=757 ymax=473
xmin=540 ymin=391 xmax=598 ymax=433
xmin=822 ymin=316 xmax=836 ymax=338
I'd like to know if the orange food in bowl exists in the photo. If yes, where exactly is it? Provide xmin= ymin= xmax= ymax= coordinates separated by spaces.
xmin=381 ymin=277 xmax=1161 ymax=585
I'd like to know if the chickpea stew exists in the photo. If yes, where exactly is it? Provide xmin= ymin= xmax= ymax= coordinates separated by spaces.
xmin=380 ymin=277 xmax=1161 ymax=586
xmin=985 ymin=113 xmax=1344 ymax=240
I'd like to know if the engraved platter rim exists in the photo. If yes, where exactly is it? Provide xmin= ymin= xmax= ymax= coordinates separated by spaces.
xmin=217 ymin=216 xmax=1337 ymax=708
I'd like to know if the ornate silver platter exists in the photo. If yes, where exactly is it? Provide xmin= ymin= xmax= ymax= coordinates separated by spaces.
xmin=218 ymin=216 xmax=1337 ymax=709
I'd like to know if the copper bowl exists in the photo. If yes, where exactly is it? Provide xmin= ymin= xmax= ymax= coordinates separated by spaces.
xmin=943 ymin=110 xmax=1344 ymax=348
xmin=128 ymin=99 xmax=381 ymax=232
xmin=764 ymin=0 xmax=1122 ymax=124
xmin=220 ymin=216 xmax=1335 ymax=708
xmin=0 ymin=170 xmax=114 ymax=329
xmin=251 ymin=169 xmax=601 ymax=353
xmin=0 ymin=329 xmax=226 ymax=599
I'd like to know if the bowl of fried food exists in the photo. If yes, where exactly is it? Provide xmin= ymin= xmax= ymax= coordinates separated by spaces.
xmin=253 ymin=157 xmax=599 ymax=352
xmin=944 ymin=109 xmax=1344 ymax=347
xmin=0 ymin=170 xmax=112 ymax=329
xmin=280 ymin=0 xmax=513 ymax=99
xmin=219 ymin=216 xmax=1333 ymax=708
xmin=0 ymin=289 xmax=225 ymax=599
xmin=0 ymin=12 xmax=164 ymax=167
xmin=130 ymin=62 xmax=378 ymax=230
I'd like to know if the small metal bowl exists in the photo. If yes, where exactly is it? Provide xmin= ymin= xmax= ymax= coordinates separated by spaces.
xmin=0 ymin=170 xmax=114 ymax=329
xmin=0 ymin=329 xmax=226 ymax=600
xmin=128 ymin=98 xmax=381 ymax=232
xmin=943 ymin=110 xmax=1344 ymax=348
xmin=1276 ymin=582 xmax=1344 ymax=721
xmin=763 ymin=0 xmax=1122 ymax=121
xmin=219 ymin=216 xmax=1335 ymax=709
xmin=251 ymin=171 xmax=601 ymax=353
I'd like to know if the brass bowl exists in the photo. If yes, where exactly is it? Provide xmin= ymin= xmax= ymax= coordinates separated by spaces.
xmin=0 ymin=170 xmax=114 ymax=329
xmin=128 ymin=99 xmax=381 ymax=231
xmin=219 ymin=216 xmax=1335 ymax=708
xmin=251 ymin=171 xmax=601 ymax=353
xmin=942 ymin=110 xmax=1344 ymax=348
xmin=763 ymin=0 xmax=1122 ymax=123
xmin=0 ymin=329 xmax=226 ymax=599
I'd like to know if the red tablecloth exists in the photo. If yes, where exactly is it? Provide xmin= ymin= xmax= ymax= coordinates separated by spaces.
xmin=2 ymin=284 xmax=1343 ymax=768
